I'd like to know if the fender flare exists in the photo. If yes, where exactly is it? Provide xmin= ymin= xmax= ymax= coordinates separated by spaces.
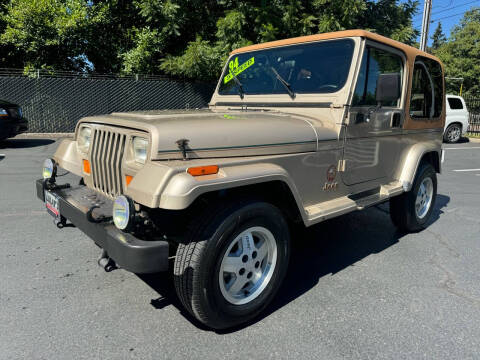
xmin=157 ymin=162 xmax=307 ymax=220
xmin=52 ymin=139 xmax=82 ymax=176
xmin=399 ymin=142 xmax=441 ymax=192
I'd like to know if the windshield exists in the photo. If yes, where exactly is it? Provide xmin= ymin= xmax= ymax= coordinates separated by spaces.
xmin=218 ymin=39 xmax=355 ymax=96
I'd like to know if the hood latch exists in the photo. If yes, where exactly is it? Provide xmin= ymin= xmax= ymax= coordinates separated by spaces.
xmin=176 ymin=138 xmax=190 ymax=160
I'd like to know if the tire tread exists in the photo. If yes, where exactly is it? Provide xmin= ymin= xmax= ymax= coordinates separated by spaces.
xmin=173 ymin=199 xmax=244 ymax=325
xmin=389 ymin=162 xmax=436 ymax=232
xmin=173 ymin=199 xmax=290 ymax=329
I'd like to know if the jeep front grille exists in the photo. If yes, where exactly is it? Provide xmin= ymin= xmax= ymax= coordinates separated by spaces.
xmin=90 ymin=128 xmax=127 ymax=197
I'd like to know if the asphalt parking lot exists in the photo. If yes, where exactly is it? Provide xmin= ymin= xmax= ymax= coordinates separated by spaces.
xmin=1 ymin=137 xmax=480 ymax=359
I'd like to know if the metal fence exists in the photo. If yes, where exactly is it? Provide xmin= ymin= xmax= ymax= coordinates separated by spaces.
xmin=465 ymin=96 xmax=480 ymax=135
xmin=0 ymin=69 xmax=216 ymax=133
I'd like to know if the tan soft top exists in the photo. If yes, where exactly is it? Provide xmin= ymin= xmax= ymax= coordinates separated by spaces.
xmin=231 ymin=29 xmax=441 ymax=63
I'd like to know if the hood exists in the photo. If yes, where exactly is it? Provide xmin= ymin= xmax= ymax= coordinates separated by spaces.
xmin=80 ymin=109 xmax=337 ymax=160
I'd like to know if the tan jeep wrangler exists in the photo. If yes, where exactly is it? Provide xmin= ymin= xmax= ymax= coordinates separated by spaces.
xmin=37 ymin=30 xmax=445 ymax=330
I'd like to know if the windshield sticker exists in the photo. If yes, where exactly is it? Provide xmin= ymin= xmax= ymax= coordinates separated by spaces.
xmin=224 ymin=57 xmax=255 ymax=84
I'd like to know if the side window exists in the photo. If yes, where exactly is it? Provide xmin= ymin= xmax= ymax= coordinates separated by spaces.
xmin=448 ymin=97 xmax=463 ymax=110
xmin=352 ymin=46 xmax=403 ymax=107
xmin=410 ymin=57 xmax=443 ymax=119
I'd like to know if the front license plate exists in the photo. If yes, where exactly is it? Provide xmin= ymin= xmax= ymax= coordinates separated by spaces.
xmin=45 ymin=191 xmax=60 ymax=218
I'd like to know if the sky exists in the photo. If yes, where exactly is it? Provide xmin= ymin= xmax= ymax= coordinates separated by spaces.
xmin=408 ymin=0 xmax=480 ymax=45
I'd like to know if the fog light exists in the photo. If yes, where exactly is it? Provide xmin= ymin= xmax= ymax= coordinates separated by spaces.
xmin=42 ymin=158 xmax=57 ymax=180
xmin=113 ymin=195 xmax=134 ymax=231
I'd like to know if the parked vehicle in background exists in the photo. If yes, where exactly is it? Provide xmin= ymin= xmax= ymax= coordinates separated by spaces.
xmin=0 ymin=100 xmax=28 ymax=141
xmin=444 ymin=95 xmax=469 ymax=143
xmin=36 ymin=30 xmax=445 ymax=330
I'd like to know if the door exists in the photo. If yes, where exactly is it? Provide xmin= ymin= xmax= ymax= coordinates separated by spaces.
xmin=342 ymin=43 xmax=405 ymax=186
xmin=446 ymin=96 xmax=469 ymax=132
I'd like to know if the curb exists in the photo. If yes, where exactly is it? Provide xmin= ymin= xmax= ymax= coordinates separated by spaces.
xmin=466 ymin=136 xmax=480 ymax=143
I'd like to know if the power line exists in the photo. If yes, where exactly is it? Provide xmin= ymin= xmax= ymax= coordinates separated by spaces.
xmin=431 ymin=0 xmax=479 ymax=15
xmin=431 ymin=7 xmax=480 ymax=22
xmin=443 ymin=0 xmax=454 ymax=7
xmin=412 ymin=0 xmax=479 ymax=20
xmin=437 ymin=0 xmax=454 ymax=8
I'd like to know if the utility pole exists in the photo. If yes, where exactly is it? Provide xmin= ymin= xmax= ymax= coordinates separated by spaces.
xmin=419 ymin=0 xmax=433 ymax=52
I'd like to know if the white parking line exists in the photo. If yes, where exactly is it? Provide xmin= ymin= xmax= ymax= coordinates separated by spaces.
xmin=453 ymin=169 xmax=480 ymax=172
xmin=445 ymin=147 xmax=480 ymax=150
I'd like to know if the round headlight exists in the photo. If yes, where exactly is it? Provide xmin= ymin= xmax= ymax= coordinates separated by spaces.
xmin=113 ymin=195 xmax=134 ymax=231
xmin=132 ymin=137 xmax=148 ymax=164
xmin=78 ymin=126 xmax=92 ymax=153
xmin=42 ymin=158 xmax=56 ymax=180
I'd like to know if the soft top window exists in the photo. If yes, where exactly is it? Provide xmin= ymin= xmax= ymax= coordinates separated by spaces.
xmin=218 ymin=39 xmax=355 ymax=96
xmin=409 ymin=56 xmax=443 ymax=119
xmin=448 ymin=97 xmax=463 ymax=110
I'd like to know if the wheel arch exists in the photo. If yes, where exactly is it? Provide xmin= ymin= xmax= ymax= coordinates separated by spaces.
xmin=158 ymin=163 xmax=307 ymax=224
xmin=445 ymin=121 xmax=463 ymax=130
xmin=399 ymin=144 xmax=441 ymax=192
xmin=188 ymin=180 xmax=305 ymax=224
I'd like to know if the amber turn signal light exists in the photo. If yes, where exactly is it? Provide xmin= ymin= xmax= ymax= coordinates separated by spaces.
xmin=83 ymin=159 xmax=91 ymax=174
xmin=187 ymin=165 xmax=219 ymax=177
xmin=125 ymin=175 xmax=133 ymax=186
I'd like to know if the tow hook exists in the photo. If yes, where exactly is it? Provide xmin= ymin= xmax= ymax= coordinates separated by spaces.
xmin=87 ymin=205 xmax=112 ymax=224
xmin=97 ymin=249 xmax=117 ymax=272
xmin=54 ymin=216 xmax=68 ymax=229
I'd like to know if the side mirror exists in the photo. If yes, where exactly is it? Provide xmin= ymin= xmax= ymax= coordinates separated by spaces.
xmin=376 ymin=73 xmax=401 ymax=104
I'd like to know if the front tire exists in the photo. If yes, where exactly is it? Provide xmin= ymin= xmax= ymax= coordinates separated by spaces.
xmin=390 ymin=163 xmax=437 ymax=232
xmin=174 ymin=200 xmax=290 ymax=329
xmin=444 ymin=123 xmax=461 ymax=143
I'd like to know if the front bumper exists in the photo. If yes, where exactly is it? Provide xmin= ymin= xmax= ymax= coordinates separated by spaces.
xmin=0 ymin=119 xmax=28 ymax=139
xmin=35 ymin=179 xmax=169 ymax=273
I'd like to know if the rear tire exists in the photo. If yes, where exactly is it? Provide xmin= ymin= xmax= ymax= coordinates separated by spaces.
xmin=390 ymin=163 xmax=437 ymax=232
xmin=174 ymin=200 xmax=290 ymax=330
xmin=444 ymin=123 xmax=461 ymax=143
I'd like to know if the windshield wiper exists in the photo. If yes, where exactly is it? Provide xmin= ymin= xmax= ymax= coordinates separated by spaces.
xmin=270 ymin=67 xmax=295 ymax=99
xmin=229 ymin=71 xmax=245 ymax=99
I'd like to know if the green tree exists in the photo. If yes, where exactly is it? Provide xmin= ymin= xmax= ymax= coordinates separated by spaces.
xmin=83 ymin=0 xmax=141 ymax=74
xmin=161 ymin=0 xmax=419 ymax=81
xmin=0 ymin=0 xmax=23 ymax=68
xmin=358 ymin=0 xmax=418 ymax=44
xmin=0 ymin=0 xmax=420 ymax=79
xmin=119 ymin=0 xmax=223 ymax=75
xmin=431 ymin=22 xmax=446 ymax=50
xmin=0 ymin=0 xmax=90 ymax=71
xmin=434 ymin=8 xmax=480 ymax=96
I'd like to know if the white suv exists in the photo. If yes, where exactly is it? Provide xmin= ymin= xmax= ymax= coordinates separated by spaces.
xmin=444 ymin=95 xmax=469 ymax=143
